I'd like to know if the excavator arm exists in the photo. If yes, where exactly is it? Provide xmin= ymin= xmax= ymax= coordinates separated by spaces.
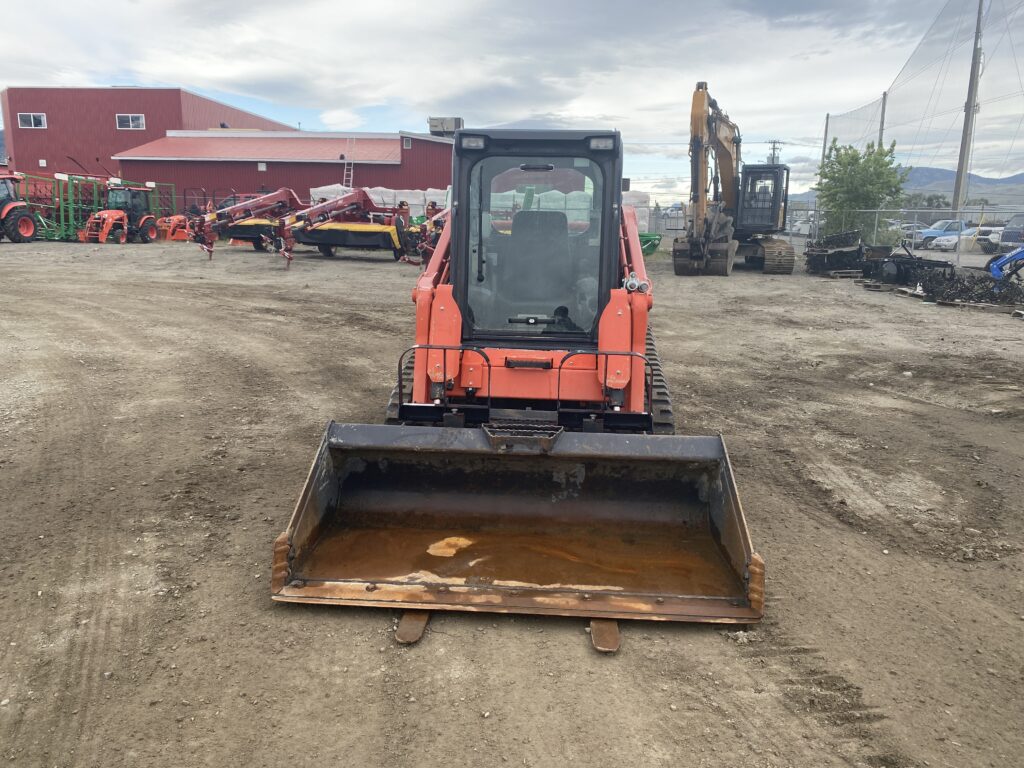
xmin=679 ymin=82 xmax=742 ymax=276
xmin=689 ymin=82 xmax=741 ymax=246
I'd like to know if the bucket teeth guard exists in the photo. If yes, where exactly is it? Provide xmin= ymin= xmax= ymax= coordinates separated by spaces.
xmin=272 ymin=423 xmax=764 ymax=624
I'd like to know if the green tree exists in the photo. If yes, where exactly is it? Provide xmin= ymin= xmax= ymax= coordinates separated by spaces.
xmin=814 ymin=140 xmax=908 ymax=237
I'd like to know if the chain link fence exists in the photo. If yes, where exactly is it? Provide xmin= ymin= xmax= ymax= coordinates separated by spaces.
xmin=785 ymin=203 xmax=1023 ymax=267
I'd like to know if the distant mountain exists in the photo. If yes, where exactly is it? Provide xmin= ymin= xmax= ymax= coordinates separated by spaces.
xmin=901 ymin=166 xmax=1024 ymax=204
xmin=791 ymin=166 xmax=1024 ymax=205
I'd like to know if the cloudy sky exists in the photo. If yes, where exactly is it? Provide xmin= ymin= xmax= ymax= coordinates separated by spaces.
xmin=2 ymin=0 xmax=1004 ymax=200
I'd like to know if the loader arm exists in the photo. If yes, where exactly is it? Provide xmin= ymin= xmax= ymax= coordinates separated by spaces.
xmin=988 ymin=245 xmax=1024 ymax=282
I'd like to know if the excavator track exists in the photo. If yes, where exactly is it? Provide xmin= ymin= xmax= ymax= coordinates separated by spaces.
xmin=705 ymin=242 xmax=736 ymax=276
xmin=760 ymin=237 xmax=796 ymax=275
xmin=646 ymin=329 xmax=676 ymax=435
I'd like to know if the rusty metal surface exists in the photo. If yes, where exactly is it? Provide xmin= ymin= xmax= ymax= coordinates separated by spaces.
xmin=590 ymin=619 xmax=621 ymax=653
xmin=273 ymin=423 xmax=764 ymax=624
xmin=395 ymin=611 xmax=431 ymax=644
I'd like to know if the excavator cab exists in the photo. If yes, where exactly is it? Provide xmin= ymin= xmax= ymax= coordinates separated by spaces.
xmin=272 ymin=129 xmax=764 ymax=651
xmin=736 ymin=164 xmax=789 ymax=236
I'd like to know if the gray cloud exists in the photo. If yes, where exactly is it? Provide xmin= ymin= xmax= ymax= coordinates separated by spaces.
xmin=3 ymin=0 xmax=1015 ymax=191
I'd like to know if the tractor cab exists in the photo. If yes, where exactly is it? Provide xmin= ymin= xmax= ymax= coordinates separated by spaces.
xmin=0 ymin=176 xmax=17 ymax=203
xmin=105 ymin=186 xmax=153 ymax=226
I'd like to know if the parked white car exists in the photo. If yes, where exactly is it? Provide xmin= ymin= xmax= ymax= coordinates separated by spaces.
xmin=931 ymin=226 xmax=1002 ymax=253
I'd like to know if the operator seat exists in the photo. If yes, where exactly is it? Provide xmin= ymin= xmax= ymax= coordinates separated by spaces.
xmin=504 ymin=210 xmax=572 ymax=305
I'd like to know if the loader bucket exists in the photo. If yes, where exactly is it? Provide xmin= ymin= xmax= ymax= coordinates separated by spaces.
xmin=272 ymin=423 xmax=764 ymax=624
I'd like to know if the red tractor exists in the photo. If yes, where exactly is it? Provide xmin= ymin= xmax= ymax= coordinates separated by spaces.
xmin=78 ymin=184 xmax=159 ymax=244
xmin=0 ymin=172 xmax=38 ymax=243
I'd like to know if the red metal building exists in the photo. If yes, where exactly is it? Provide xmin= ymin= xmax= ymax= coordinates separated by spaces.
xmin=113 ymin=131 xmax=454 ymax=211
xmin=0 ymin=87 xmax=291 ymax=176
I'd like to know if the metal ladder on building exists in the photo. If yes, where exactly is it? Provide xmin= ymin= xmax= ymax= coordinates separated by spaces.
xmin=342 ymin=138 xmax=355 ymax=188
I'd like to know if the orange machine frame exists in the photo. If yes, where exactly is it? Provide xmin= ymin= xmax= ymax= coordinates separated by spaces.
xmin=404 ymin=206 xmax=653 ymax=420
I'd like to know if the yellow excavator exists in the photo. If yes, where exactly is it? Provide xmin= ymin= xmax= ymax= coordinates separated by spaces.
xmin=673 ymin=82 xmax=796 ymax=276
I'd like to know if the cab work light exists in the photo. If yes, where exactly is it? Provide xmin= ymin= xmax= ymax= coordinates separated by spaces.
xmin=460 ymin=136 xmax=486 ymax=149
xmin=589 ymin=137 xmax=615 ymax=150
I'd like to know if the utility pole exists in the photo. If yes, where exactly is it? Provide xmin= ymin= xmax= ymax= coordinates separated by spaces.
xmin=877 ymin=91 xmax=888 ymax=147
xmin=767 ymin=139 xmax=783 ymax=164
xmin=952 ymin=0 xmax=985 ymax=212
xmin=819 ymin=114 xmax=830 ymax=173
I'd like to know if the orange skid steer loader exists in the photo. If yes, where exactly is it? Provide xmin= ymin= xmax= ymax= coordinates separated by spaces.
xmin=272 ymin=130 xmax=764 ymax=652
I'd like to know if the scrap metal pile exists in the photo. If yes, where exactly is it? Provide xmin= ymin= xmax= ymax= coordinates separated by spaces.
xmin=862 ymin=245 xmax=954 ymax=285
xmin=920 ymin=266 xmax=1024 ymax=306
xmin=804 ymin=230 xmax=864 ymax=273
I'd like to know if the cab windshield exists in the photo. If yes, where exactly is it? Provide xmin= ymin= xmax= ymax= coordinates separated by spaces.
xmin=466 ymin=155 xmax=603 ymax=336
xmin=0 ymin=179 xmax=14 ymax=203
xmin=107 ymin=189 xmax=131 ymax=210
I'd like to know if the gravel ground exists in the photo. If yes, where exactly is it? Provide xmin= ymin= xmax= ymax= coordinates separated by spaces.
xmin=0 ymin=239 xmax=1021 ymax=768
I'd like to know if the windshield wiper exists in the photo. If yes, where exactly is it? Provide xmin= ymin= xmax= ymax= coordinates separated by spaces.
xmin=519 ymin=164 xmax=554 ymax=172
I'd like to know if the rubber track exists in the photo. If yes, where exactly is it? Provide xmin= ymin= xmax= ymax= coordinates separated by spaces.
xmin=646 ymin=329 xmax=676 ymax=435
xmin=384 ymin=354 xmax=417 ymax=424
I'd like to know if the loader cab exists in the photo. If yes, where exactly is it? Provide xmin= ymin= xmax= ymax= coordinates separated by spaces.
xmin=736 ymin=164 xmax=789 ymax=235
xmin=451 ymin=129 xmax=623 ymax=348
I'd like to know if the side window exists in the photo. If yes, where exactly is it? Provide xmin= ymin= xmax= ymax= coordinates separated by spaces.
xmin=116 ymin=114 xmax=146 ymax=130
xmin=745 ymin=175 xmax=774 ymax=204
xmin=18 ymin=113 xmax=47 ymax=129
